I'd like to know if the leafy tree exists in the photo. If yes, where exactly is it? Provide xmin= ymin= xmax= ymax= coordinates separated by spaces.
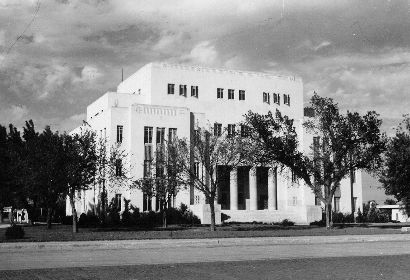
xmin=165 ymin=126 xmax=251 ymax=231
xmin=244 ymin=93 xmax=386 ymax=228
xmin=379 ymin=116 xmax=410 ymax=212
xmin=23 ymin=124 xmax=67 ymax=229
xmin=64 ymin=129 xmax=98 ymax=233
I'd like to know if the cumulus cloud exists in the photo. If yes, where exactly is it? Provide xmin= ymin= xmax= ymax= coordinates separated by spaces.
xmin=0 ymin=104 xmax=28 ymax=127
xmin=184 ymin=41 xmax=219 ymax=66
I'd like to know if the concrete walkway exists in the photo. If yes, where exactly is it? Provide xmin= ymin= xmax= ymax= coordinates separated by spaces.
xmin=1 ymin=234 xmax=410 ymax=270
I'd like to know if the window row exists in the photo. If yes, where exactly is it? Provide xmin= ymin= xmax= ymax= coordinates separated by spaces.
xmin=144 ymin=126 xmax=177 ymax=144
xmin=213 ymin=123 xmax=249 ymax=137
xmin=217 ymin=88 xmax=246 ymax=100
xmin=168 ymin=84 xmax=198 ymax=98
xmin=262 ymin=92 xmax=291 ymax=106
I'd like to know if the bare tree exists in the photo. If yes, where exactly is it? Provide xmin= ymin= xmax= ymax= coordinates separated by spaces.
xmin=169 ymin=125 xmax=251 ymax=231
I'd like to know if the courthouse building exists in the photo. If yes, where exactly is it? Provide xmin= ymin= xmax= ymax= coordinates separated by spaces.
xmin=67 ymin=62 xmax=362 ymax=224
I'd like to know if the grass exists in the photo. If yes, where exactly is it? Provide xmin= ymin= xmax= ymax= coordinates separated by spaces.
xmin=0 ymin=222 xmax=405 ymax=243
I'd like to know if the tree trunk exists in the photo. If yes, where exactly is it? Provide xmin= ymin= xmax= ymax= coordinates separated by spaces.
xmin=325 ymin=202 xmax=332 ymax=230
xmin=46 ymin=207 xmax=53 ymax=229
xmin=70 ymin=194 xmax=78 ymax=233
xmin=209 ymin=198 xmax=216 ymax=231
xmin=162 ymin=210 xmax=167 ymax=228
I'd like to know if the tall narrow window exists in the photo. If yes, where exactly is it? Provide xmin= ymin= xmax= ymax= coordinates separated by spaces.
xmin=156 ymin=127 xmax=165 ymax=144
xmin=167 ymin=83 xmax=175 ymax=94
xmin=116 ymin=125 xmax=123 ymax=143
xmin=228 ymin=89 xmax=234 ymax=100
xmin=283 ymin=94 xmax=290 ymax=106
xmin=214 ymin=123 xmax=222 ymax=136
xmin=228 ymin=124 xmax=236 ymax=136
xmin=217 ymin=88 xmax=224 ymax=99
xmin=353 ymin=197 xmax=357 ymax=212
xmin=191 ymin=86 xmax=198 ymax=98
xmin=179 ymin=85 xmax=187 ymax=96
xmin=168 ymin=128 xmax=177 ymax=142
xmin=273 ymin=93 xmax=278 ymax=104
xmin=239 ymin=90 xmax=245 ymax=101
xmin=144 ymin=126 xmax=153 ymax=144
xmin=115 ymin=159 xmax=122 ymax=177
xmin=263 ymin=92 xmax=270 ymax=104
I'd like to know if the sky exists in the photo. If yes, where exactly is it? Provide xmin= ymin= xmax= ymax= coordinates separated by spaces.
xmin=0 ymin=0 xmax=409 ymax=134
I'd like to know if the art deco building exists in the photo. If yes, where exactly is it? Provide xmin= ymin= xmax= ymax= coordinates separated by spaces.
xmin=67 ymin=63 xmax=362 ymax=224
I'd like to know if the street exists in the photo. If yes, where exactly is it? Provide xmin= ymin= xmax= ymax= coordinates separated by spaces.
xmin=1 ymin=234 xmax=410 ymax=279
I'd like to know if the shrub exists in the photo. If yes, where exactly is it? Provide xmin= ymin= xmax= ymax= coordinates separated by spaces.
xmin=5 ymin=224 xmax=25 ymax=239
xmin=79 ymin=211 xmax=100 ymax=228
xmin=62 ymin=215 xmax=73 ymax=225
xmin=281 ymin=219 xmax=295 ymax=226
xmin=332 ymin=212 xmax=354 ymax=224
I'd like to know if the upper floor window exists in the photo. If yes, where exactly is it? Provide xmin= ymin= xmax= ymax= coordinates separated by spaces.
xmin=239 ymin=90 xmax=246 ymax=101
xmin=116 ymin=125 xmax=123 ymax=143
xmin=168 ymin=128 xmax=177 ymax=142
xmin=228 ymin=89 xmax=234 ymax=100
xmin=144 ymin=126 xmax=153 ymax=144
xmin=156 ymin=127 xmax=165 ymax=144
xmin=217 ymin=88 xmax=224 ymax=99
xmin=167 ymin=83 xmax=174 ymax=95
xmin=115 ymin=194 xmax=122 ymax=211
xmin=227 ymin=124 xmax=236 ymax=136
xmin=214 ymin=123 xmax=222 ymax=136
xmin=194 ymin=162 xmax=200 ymax=178
xmin=191 ymin=86 xmax=199 ymax=98
xmin=283 ymin=94 xmax=290 ymax=106
xmin=179 ymin=85 xmax=187 ymax=97
xmin=263 ymin=92 xmax=270 ymax=104
xmin=273 ymin=93 xmax=280 ymax=105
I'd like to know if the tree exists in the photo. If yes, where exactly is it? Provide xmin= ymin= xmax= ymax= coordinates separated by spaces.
xmin=244 ymin=93 xmax=386 ymax=229
xmin=64 ymin=129 xmax=97 ymax=233
xmin=167 ymin=126 xmax=251 ymax=231
xmin=23 ymin=124 xmax=67 ymax=229
xmin=134 ymin=139 xmax=187 ymax=227
xmin=379 ymin=116 xmax=410 ymax=212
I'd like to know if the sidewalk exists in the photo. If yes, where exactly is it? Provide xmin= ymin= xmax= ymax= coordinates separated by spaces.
xmin=1 ymin=233 xmax=410 ymax=252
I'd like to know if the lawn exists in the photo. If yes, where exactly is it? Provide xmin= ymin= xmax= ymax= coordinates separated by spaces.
xmin=0 ymin=222 xmax=404 ymax=243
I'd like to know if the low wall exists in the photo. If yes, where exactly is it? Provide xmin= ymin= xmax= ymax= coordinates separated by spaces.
xmin=190 ymin=204 xmax=222 ymax=225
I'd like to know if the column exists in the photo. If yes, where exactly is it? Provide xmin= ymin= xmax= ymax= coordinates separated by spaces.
xmin=268 ymin=167 xmax=278 ymax=210
xmin=229 ymin=168 xmax=238 ymax=210
xmin=249 ymin=167 xmax=258 ymax=210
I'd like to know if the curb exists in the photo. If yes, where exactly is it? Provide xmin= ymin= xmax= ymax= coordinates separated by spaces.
xmin=1 ymin=234 xmax=410 ymax=251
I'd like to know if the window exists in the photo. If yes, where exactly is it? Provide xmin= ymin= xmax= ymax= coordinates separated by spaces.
xmin=228 ymin=89 xmax=234 ymax=100
xmin=351 ymin=168 xmax=356 ymax=183
xmin=273 ymin=93 xmax=280 ymax=105
xmin=115 ymin=159 xmax=122 ymax=177
xmin=115 ymin=194 xmax=122 ymax=211
xmin=194 ymin=195 xmax=201 ymax=205
xmin=240 ymin=124 xmax=249 ymax=137
xmin=228 ymin=124 xmax=236 ymax=137
xmin=315 ymin=196 xmax=321 ymax=206
xmin=263 ymin=92 xmax=270 ymax=104
xmin=156 ymin=127 xmax=165 ymax=144
xmin=214 ymin=123 xmax=222 ymax=136
xmin=217 ymin=88 xmax=224 ymax=99
xmin=143 ymin=160 xmax=151 ymax=177
xmin=116 ymin=125 xmax=123 ymax=143
xmin=284 ymin=94 xmax=290 ymax=106
xmin=143 ymin=193 xmax=152 ymax=211
xmin=168 ymin=128 xmax=177 ymax=142
xmin=144 ymin=127 xmax=153 ymax=144
xmin=334 ymin=197 xmax=340 ymax=212
xmin=191 ymin=86 xmax=198 ymax=98
xmin=179 ymin=85 xmax=187 ymax=96
xmin=167 ymin=83 xmax=175 ymax=95
xmin=194 ymin=162 xmax=200 ymax=178
xmin=239 ymin=90 xmax=245 ymax=101
xmin=144 ymin=145 xmax=152 ymax=160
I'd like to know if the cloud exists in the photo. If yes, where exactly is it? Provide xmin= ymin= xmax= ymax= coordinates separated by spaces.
xmin=183 ymin=41 xmax=219 ymax=66
xmin=0 ymin=104 xmax=28 ymax=127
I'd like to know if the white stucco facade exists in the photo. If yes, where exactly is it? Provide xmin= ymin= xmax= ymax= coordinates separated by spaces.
xmin=67 ymin=62 xmax=362 ymax=224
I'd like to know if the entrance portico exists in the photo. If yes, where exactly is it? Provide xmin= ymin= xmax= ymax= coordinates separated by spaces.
xmin=219 ymin=166 xmax=278 ymax=211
